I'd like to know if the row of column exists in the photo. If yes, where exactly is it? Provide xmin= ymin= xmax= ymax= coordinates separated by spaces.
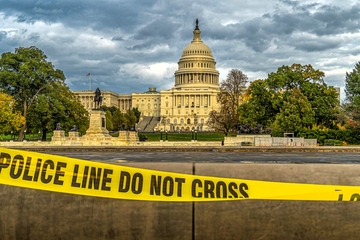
xmin=176 ymin=73 xmax=218 ymax=85
xmin=81 ymin=96 xmax=96 ymax=109
xmin=173 ymin=94 xmax=212 ymax=108
xmin=118 ymin=99 xmax=132 ymax=112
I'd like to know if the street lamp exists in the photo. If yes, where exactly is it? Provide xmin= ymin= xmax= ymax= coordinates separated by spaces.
xmin=191 ymin=129 xmax=194 ymax=141
xmin=165 ymin=130 xmax=168 ymax=141
xmin=160 ymin=130 xmax=163 ymax=141
xmin=24 ymin=129 xmax=27 ymax=141
xmin=195 ymin=130 xmax=197 ymax=141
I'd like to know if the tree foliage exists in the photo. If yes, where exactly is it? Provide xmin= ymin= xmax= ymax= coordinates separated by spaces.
xmin=100 ymin=106 xmax=139 ymax=131
xmin=238 ymin=63 xmax=340 ymax=135
xmin=0 ymin=91 xmax=25 ymax=134
xmin=0 ymin=46 xmax=65 ymax=140
xmin=208 ymin=69 xmax=248 ymax=135
xmin=344 ymin=62 xmax=360 ymax=127
xmin=26 ymin=82 xmax=89 ymax=140
xmin=271 ymin=89 xmax=315 ymax=134
xmin=238 ymin=80 xmax=276 ymax=127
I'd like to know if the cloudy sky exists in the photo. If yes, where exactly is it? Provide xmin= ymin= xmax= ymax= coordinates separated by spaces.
xmin=1 ymin=0 xmax=360 ymax=100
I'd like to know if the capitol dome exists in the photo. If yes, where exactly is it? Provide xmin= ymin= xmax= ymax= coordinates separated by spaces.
xmin=174 ymin=19 xmax=219 ymax=87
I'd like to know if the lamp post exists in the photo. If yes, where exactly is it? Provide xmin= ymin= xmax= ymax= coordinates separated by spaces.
xmin=10 ymin=131 xmax=13 ymax=141
xmin=24 ymin=129 xmax=26 ymax=141
xmin=191 ymin=129 xmax=194 ymax=141
xmin=165 ymin=130 xmax=168 ymax=141
xmin=195 ymin=130 xmax=197 ymax=141
xmin=160 ymin=130 xmax=163 ymax=141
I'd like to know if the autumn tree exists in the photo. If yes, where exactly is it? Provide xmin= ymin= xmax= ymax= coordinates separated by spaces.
xmin=0 ymin=91 xmax=25 ymax=134
xmin=0 ymin=46 xmax=65 ymax=140
xmin=208 ymin=69 xmax=248 ymax=135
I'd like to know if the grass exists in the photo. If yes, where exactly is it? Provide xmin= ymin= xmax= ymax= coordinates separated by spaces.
xmin=1 ymin=131 xmax=234 ymax=142
xmin=0 ymin=133 xmax=52 ymax=141
xmin=139 ymin=132 xmax=230 ymax=142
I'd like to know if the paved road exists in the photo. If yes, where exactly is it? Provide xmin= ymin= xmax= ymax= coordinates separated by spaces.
xmin=47 ymin=151 xmax=360 ymax=164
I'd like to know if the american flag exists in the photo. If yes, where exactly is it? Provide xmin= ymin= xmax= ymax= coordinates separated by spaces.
xmin=86 ymin=73 xmax=91 ymax=76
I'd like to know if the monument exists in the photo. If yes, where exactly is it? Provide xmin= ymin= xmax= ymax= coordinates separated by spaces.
xmin=82 ymin=88 xmax=111 ymax=138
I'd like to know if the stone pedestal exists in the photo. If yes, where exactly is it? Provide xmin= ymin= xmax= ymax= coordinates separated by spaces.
xmin=51 ymin=130 xmax=66 ymax=143
xmin=118 ymin=131 xmax=139 ymax=142
xmin=69 ymin=131 xmax=79 ymax=138
xmin=83 ymin=110 xmax=111 ymax=137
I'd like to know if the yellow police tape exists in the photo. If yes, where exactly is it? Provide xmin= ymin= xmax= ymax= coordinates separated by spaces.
xmin=1 ymin=147 xmax=360 ymax=201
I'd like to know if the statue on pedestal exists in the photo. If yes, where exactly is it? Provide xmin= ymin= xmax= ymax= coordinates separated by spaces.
xmin=94 ymin=87 xmax=102 ymax=109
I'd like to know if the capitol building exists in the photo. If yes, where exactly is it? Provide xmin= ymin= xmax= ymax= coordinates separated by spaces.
xmin=74 ymin=20 xmax=221 ymax=132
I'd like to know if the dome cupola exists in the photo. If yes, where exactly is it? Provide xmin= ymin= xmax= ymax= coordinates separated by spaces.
xmin=175 ymin=19 xmax=219 ymax=87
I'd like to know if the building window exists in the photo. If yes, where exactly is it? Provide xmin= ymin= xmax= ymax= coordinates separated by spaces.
xmin=187 ymin=119 xmax=191 ymax=124
xmin=174 ymin=119 xmax=177 ymax=124
xmin=166 ymin=110 xmax=168 ymax=114
xmin=154 ymin=104 xmax=157 ymax=109
xmin=166 ymin=102 xmax=168 ymax=107
xmin=167 ymin=119 xmax=170 ymax=124
xmin=180 ymin=118 xmax=184 ymax=124
xmin=201 ymin=118 xmax=205 ymax=124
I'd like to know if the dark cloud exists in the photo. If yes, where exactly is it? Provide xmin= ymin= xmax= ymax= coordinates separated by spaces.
xmin=0 ymin=0 xmax=359 ymax=100
xmin=292 ymin=37 xmax=341 ymax=52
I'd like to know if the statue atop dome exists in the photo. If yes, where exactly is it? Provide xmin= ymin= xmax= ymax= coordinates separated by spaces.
xmin=195 ymin=18 xmax=199 ymax=30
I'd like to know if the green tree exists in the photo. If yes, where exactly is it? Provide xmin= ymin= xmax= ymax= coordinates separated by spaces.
xmin=124 ymin=110 xmax=137 ymax=130
xmin=208 ymin=69 xmax=248 ymax=135
xmin=271 ymin=89 xmax=315 ymax=134
xmin=105 ymin=110 xmax=113 ymax=131
xmin=26 ymin=82 xmax=89 ymax=140
xmin=238 ymin=80 xmax=276 ymax=127
xmin=345 ymin=62 xmax=360 ymax=127
xmin=0 ymin=46 xmax=65 ymax=140
xmin=266 ymin=64 xmax=339 ymax=128
xmin=112 ymin=109 xmax=125 ymax=130
xmin=132 ymin=107 xmax=141 ymax=123
xmin=0 ymin=91 xmax=25 ymax=134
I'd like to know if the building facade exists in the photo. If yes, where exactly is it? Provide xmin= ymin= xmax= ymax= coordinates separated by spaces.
xmin=74 ymin=20 xmax=220 ymax=132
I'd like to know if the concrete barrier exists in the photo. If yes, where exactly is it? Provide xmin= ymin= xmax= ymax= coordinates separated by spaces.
xmin=1 ymin=163 xmax=360 ymax=239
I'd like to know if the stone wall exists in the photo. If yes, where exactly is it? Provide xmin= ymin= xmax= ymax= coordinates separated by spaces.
xmin=224 ymin=135 xmax=317 ymax=147
xmin=0 ymin=163 xmax=359 ymax=239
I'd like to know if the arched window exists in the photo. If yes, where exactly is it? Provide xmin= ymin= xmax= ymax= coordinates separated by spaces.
xmin=174 ymin=119 xmax=177 ymax=124
xmin=201 ymin=118 xmax=205 ymax=124
xmin=180 ymin=118 xmax=184 ymax=124
xmin=187 ymin=118 xmax=191 ymax=124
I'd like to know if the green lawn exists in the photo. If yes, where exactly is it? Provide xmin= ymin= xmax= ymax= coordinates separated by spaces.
xmin=139 ymin=132 xmax=228 ymax=142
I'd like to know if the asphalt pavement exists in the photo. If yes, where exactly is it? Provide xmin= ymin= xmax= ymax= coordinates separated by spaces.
xmin=45 ymin=151 xmax=360 ymax=164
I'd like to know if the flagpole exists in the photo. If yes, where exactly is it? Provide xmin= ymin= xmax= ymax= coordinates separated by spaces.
xmin=90 ymin=74 xmax=92 ymax=91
